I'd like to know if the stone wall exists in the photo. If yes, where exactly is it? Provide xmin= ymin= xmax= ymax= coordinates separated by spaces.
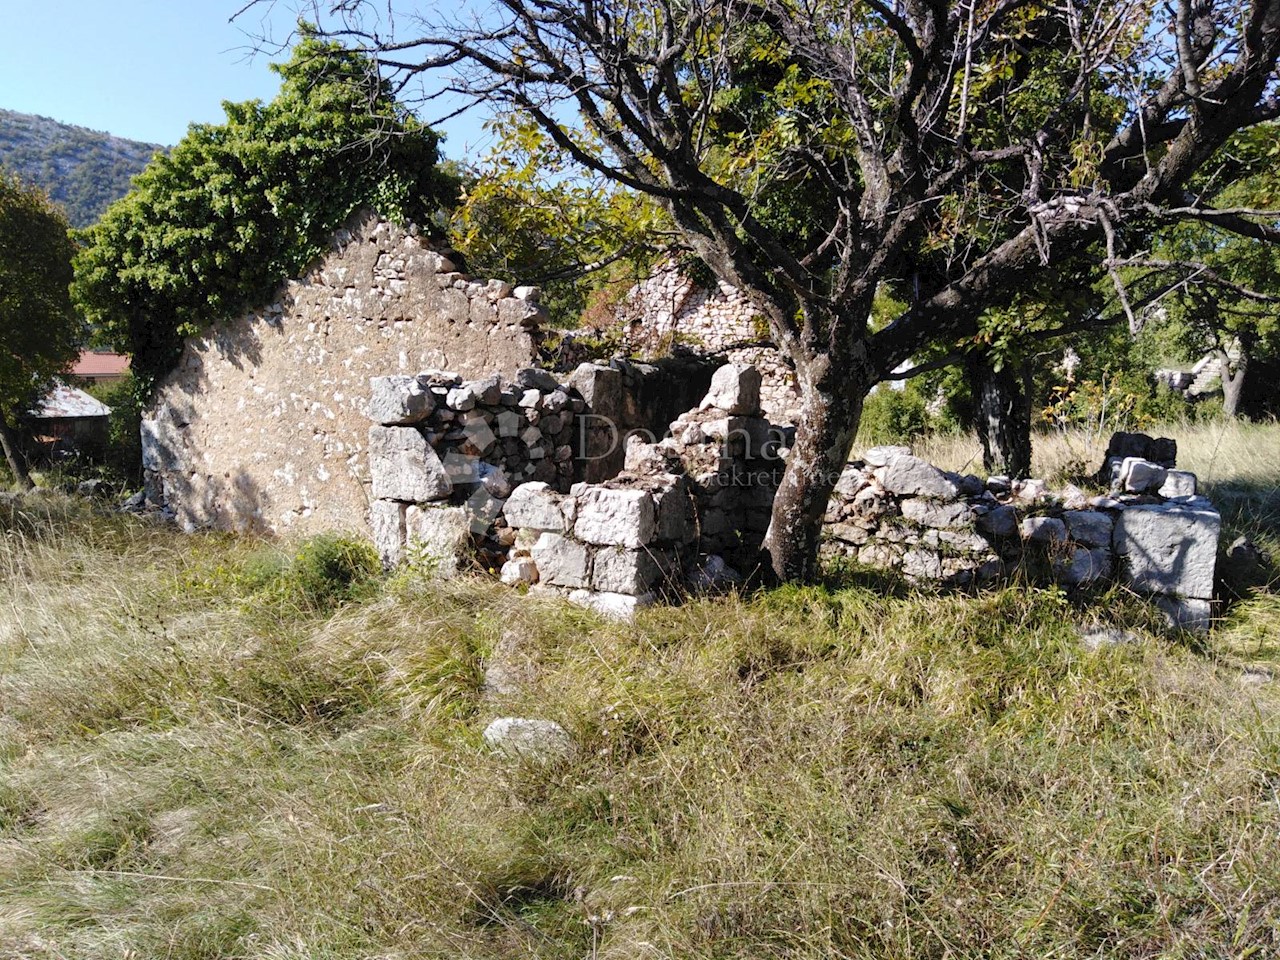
xmin=141 ymin=210 xmax=547 ymax=535
xmin=822 ymin=445 xmax=1219 ymax=630
xmin=616 ymin=262 xmax=802 ymax=423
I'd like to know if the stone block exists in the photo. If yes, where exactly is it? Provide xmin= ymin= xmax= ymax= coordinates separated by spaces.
xmin=592 ymin=546 xmax=665 ymax=595
xmin=368 ymin=426 xmax=453 ymax=502
xmin=862 ymin=445 xmax=911 ymax=467
xmin=367 ymin=375 xmax=434 ymax=425
xmin=370 ymin=498 xmax=406 ymax=567
xmin=503 ymin=481 xmax=569 ymax=532
xmin=1055 ymin=546 xmax=1112 ymax=587
xmin=1064 ymin=509 xmax=1114 ymax=549
xmin=1021 ymin=516 xmax=1067 ymax=544
xmin=976 ymin=504 xmax=1018 ymax=538
xmin=1113 ymin=500 xmax=1220 ymax=599
xmin=879 ymin=455 xmax=958 ymax=499
xmin=515 ymin=367 xmax=560 ymax=392
xmin=653 ymin=477 xmax=696 ymax=543
xmin=483 ymin=717 xmax=573 ymax=761
xmin=1154 ymin=595 xmax=1213 ymax=634
xmin=901 ymin=498 xmax=975 ymax=529
xmin=1158 ymin=470 xmax=1197 ymax=500
xmin=530 ymin=531 xmax=591 ymax=588
xmin=405 ymin=504 xmax=473 ymax=577
xmin=1119 ymin=457 xmax=1167 ymax=494
xmin=574 ymin=487 xmax=656 ymax=548
xmin=500 ymin=557 xmax=539 ymax=585
xmin=902 ymin=548 xmax=944 ymax=580
xmin=566 ymin=588 xmax=656 ymax=621
xmin=700 ymin=363 xmax=762 ymax=415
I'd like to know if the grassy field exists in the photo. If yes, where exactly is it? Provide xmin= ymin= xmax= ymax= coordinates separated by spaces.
xmin=1 ymin=421 xmax=1278 ymax=959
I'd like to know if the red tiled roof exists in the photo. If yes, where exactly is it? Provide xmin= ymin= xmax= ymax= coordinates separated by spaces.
xmin=72 ymin=351 xmax=131 ymax=378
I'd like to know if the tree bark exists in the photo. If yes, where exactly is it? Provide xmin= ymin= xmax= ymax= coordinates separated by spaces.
xmin=1219 ymin=347 xmax=1249 ymax=418
xmin=763 ymin=356 xmax=870 ymax=582
xmin=0 ymin=414 xmax=33 ymax=490
xmin=966 ymin=353 xmax=1033 ymax=479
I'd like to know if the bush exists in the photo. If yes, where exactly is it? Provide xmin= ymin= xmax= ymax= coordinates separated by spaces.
xmin=857 ymin=385 xmax=930 ymax=444
xmin=264 ymin=534 xmax=382 ymax=612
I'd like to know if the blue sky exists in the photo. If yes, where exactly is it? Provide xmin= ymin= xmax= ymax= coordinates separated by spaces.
xmin=0 ymin=0 xmax=490 ymax=158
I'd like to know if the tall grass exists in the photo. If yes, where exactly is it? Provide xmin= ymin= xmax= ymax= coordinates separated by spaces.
xmin=1 ymin=423 xmax=1279 ymax=959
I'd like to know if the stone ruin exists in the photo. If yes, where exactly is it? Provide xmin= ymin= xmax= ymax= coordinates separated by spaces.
xmin=365 ymin=359 xmax=1222 ymax=630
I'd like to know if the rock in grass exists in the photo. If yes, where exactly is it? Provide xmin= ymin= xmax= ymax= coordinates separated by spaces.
xmin=482 ymin=717 xmax=574 ymax=761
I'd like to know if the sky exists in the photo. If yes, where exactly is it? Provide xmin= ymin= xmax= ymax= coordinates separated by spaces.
xmin=0 ymin=0 xmax=492 ymax=158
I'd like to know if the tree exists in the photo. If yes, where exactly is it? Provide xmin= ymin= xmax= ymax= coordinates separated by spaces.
xmin=250 ymin=1 xmax=1280 ymax=581
xmin=0 ymin=171 xmax=79 ymax=488
xmin=72 ymin=29 xmax=460 ymax=393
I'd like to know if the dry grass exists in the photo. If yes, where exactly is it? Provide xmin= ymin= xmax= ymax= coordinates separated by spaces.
xmin=1 ymin=424 xmax=1279 ymax=959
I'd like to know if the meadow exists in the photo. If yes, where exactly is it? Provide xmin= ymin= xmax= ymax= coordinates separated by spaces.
xmin=1 ymin=420 xmax=1277 ymax=959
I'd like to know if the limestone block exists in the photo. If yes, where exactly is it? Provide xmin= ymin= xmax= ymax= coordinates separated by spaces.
xmin=367 ymin=375 xmax=434 ymax=426
xmin=530 ymin=531 xmax=591 ymax=587
xmin=653 ymin=477 xmax=696 ymax=543
xmin=1055 ymin=546 xmax=1113 ymax=587
xmin=500 ymin=557 xmax=539 ymax=585
xmin=977 ymin=504 xmax=1018 ymax=538
xmin=902 ymin=548 xmax=944 ymax=580
xmin=370 ymin=498 xmax=406 ymax=568
xmin=1119 ymin=457 xmax=1167 ymax=494
xmin=368 ymin=426 xmax=452 ymax=502
xmin=568 ymin=363 xmax=622 ymax=412
xmin=1158 ymin=470 xmax=1197 ymax=500
xmin=483 ymin=717 xmax=573 ymax=761
xmin=880 ymin=455 xmax=958 ymax=499
xmin=901 ymin=498 xmax=975 ymax=529
xmin=700 ymin=363 xmax=762 ymax=415
xmin=516 ymin=367 xmax=560 ymax=392
xmin=1064 ymin=509 xmax=1114 ymax=549
xmin=1113 ymin=500 xmax=1220 ymax=599
xmin=513 ymin=285 xmax=542 ymax=302
xmin=592 ymin=546 xmax=665 ymax=595
xmin=833 ymin=465 xmax=870 ymax=498
xmin=566 ymin=588 xmax=656 ymax=621
xmin=445 ymin=386 xmax=477 ymax=411
xmin=862 ymin=445 xmax=911 ymax=468
xmin=1153 ymin=595 xmax=1213 ymax=634
xmin=1021 ymin=516 xmax=1068 ymax=544
xmin=405 ymin=504 xmax=473 ymax=577
xmin=574 ymin=487 xmax=657 ymax=548
xmin=504 ymin=481 xmax=569 ymax=532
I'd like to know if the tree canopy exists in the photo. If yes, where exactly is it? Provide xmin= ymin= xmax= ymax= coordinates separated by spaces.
xmin=72 ymin=30 xmax=460 ymax=392
xmin=0 ymin=172 xmax=79 ymax=487
xmin=249 ymin=0 xmax=1280 ymax=580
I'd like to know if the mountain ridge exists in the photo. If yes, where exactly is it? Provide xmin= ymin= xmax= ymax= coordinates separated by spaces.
xmin=0 ymin=108 xmax=165 ymax=227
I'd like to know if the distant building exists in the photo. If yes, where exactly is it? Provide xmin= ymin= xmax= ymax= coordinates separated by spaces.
xmin=70 ymin=350 xmax=131 ymax=385
xmin=25 ymin=382 xmax=112 ymax=460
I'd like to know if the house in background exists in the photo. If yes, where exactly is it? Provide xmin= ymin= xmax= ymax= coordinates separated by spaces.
xmin=70 ymin=350 xmax=131 ymax=386
xmin=25 ymin=383 xmax=112 ymax=461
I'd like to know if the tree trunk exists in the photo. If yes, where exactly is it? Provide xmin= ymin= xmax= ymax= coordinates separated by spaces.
xmin=1220 ymin=348 xmax=1248 ymax=418
xmin=763 ymin=357 xmax=870 ymax=582
xmin=0 ymin=414 xmax=33 ymax=490
xmin=966 ymin=352 xmax=1033 ymax=479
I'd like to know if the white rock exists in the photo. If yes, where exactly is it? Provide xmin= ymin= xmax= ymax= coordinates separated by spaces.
xmin=1157 ymin=470 xmax=1197 ymax=500
xmin=500 ymin=557 xmax=539 ymax=585
xmin=699 ymin=363 xmax=762 ymax=415
xmin=1021 ymin=516 xmax=1067 ymax=544
xmin=530 ymin=531 xmax=591 ymax=587
xmin=483 ymin=717 xmax=573 ymax=761
xmin=574 ymin=487 xmax=657 ymax=548
xmin=901 ymin=498 xmax=975 ymax=529
xmin=368 ymin=426 xmax=453 ymax=502
xmin=503 ymin=481 xmax=568 ymax=532
xmin=370 ymin=499 xmax=407 ymax=568
xmin=1119 ymin=457 xmax=1167 ymax=494
xmin=862 ymin=445 xmax=911 ymax=468
xmin=1113 ymin=500 xmax=1220 ymax=600
xmin=405 ymin=504 xmax=473 ymax=577
xmin=1063 ymin=509 xmax=1114 ymax=549
xmin=879 ymin=455 xmax=957 ymax=499
xmin=368 ymin=375 xmax=434 ymax=425
xmin=566 ymin=589 xmax=656 ymax=621
xmin=591 ymin=546 xmax=665 ymax=595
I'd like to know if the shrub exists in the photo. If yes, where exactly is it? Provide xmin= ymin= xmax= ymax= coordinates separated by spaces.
xmin=266 ymin=534 xmax=382 ymax=612
xmin=857 ymin=384 xmax=930 ymax=444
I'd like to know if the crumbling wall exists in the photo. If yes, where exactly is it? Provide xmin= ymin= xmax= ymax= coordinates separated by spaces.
xmin=616 ymin=262 xmax=802 ymax=423
xmin=141 ymin=210 xmax=547 ymax=535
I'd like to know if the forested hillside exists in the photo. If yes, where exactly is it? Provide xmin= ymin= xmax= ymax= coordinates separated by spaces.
xmin=0 ymin=109 xmax=163 ymax=227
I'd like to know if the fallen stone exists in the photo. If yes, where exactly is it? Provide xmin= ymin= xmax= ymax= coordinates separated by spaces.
xmin=1112 ymin=499 xmax=1220 ymax=600
xmin=368 ymin=426 xmax=453 ymax=502
xmin=880 ymin=455 xmax=958 ymax=499
xmin=482 ymin=717 xmax=573 ymax=761
xmin=1078 ymin=625 xmax=1141 ymax=650
xmin=863 ymin=445 xmax=911 ymax=468
xmin=1119 ymin=457 xmax=1167 ymax=494
xmin=566 ymin=588 xmax=656 ymax=621
xmin=367 ymin=375 xmax=434 ymax=426
xmin=499 ymin=557 xmax=539 ymax=586
xmin=482 ymin=630 xmax=536 ymax=696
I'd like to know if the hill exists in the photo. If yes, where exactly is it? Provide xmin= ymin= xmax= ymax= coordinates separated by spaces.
xmin=0 ymin=109 xmax=163 ymax=227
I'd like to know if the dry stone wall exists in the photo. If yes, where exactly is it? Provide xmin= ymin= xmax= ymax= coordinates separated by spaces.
xmin=141 ymin=210 xmax=547 ymax=535
xmin=616 ymin=261 xmax=802 ymax=423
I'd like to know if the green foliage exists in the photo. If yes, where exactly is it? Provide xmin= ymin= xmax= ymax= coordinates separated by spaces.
xmin=265 ymin=533 xmax=382 ymax=612
xmin=451 ymin=113 xmax=667 ymax=324
xmin=0 ymin=108 xmax=163 ymax=228
xmin=0 ymin=172 xmax=79 ymax=427
xmin=83 ymin=372 xmax=144 ymax=486
xmin=71 ymin=30 xmax=459 ymax=393
xmin=857 ymin=384 xmax=931 ymax=444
